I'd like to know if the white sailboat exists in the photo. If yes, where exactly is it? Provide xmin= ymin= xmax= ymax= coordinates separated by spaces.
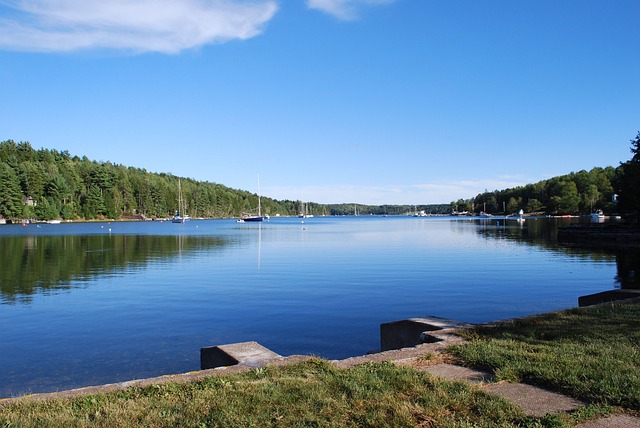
xmin=298 ymin=191 xmax=313 ymax=218
xmin=172 ymin=179 xmax=191 ymax=223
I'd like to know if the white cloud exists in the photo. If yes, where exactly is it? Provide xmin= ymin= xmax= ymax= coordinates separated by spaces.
xmin=0 ymin=0 xmax=278 ymax=53
xmin=306 ymin=0 xmax=394 ymax=20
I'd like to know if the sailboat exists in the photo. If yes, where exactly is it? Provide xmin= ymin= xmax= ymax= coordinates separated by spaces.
xmin=172 ymin=179 xmax=191 ymax=223
xmin=298 ymin=192 xmax=313 ymax=218
xmin=240 ymin=175 xmax=264 ymax=222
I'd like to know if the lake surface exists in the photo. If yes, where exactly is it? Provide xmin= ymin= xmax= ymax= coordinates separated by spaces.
xmin=0 ymin=216 xmax=633 ymax=397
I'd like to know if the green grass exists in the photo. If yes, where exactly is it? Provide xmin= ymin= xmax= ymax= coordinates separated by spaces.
xmin=1 ymin=360 xmax=532 ymax=428
xmin=449 ymin=300 xmax=640 ymax=409
xmin=1 ymin=301 xmax=638 ymax=427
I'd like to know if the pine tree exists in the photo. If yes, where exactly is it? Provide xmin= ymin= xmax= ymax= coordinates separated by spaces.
xmin=616 ymin=131 xmax=640 ymax=220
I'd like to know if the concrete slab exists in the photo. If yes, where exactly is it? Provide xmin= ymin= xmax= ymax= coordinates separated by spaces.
xmin=419 ymin=363 xmax=493 ymax=383
xmin=576 ymin=414 xmax=640 ymax=428
xmin=200 ymin=341 xmax=281 ymax=369
xmin=380 ymin=316 xmax=470 ymax=351
xmin=483 ymin=383 xmax=584 ymax=417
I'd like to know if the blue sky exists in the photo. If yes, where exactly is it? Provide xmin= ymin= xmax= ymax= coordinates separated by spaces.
xmin=1 ymin=0 xmax=638 ymax=205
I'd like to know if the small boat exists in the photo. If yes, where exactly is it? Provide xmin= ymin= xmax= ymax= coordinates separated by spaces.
xmin=591 ymin=209 xmax=605 ymax=222
xmin=47 ymin=219 xmax=62 ymax=224
xmin=172 ymin=179 xmax=191 ymax=223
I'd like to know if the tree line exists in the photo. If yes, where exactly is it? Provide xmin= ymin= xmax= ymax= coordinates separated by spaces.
xmin=450 ymin=166 xmax=618 ymax=216
xmin=0 ymin=140 xmax=302 ymax=221
xmin=1 ymin=133 xmax=639 ymax=221
xmin=451 ymin=132 xmax=640 ymax=219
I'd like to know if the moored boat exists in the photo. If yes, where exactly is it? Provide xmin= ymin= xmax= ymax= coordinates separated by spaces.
xmin=239 ymin=174 xmax=264 ymax=222
xmin=172 ymin=179 xmax=191 ymax=223
xmin=591 ymin=209 xmax=605 ymax=222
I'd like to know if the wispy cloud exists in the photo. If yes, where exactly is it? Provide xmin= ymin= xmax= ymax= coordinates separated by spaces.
xmin=306 ymin=0 xmax=394 ymax=20
xmin=265 ymin=177 xmax=529 ymax=206
xmin=0 ymin=0 xmax=278 ymax=53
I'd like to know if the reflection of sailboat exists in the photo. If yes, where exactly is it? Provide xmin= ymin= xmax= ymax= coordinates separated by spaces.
xmin=257 ymin=223 xmax=261 ymax=271
xmin=172 ymin=179 xmax=191 ymax=223
xmin=241 ymin=174 xmax=263 ymax=222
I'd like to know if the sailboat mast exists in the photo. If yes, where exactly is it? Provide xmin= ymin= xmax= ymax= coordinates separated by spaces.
xmin=178 ymin=178 xmax=182 ymax=215
xmin=257 ymin=174 xmax=261 ymax=216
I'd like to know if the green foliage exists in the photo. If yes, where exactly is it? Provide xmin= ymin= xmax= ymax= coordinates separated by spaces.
xmin=0 ymin=161 xmax=24 ymax=218
xmin=0 ymin=140 xmax=302 ymax=220
xmin=615 ymin=131 xmax=640 ymax=219
xmin=548 ymin=179 xmax=580 ymax=214
xmin=456 ymin=132 xmax=640 ymax=217
xmin=455 ymin=166 xmax=618 ymax=216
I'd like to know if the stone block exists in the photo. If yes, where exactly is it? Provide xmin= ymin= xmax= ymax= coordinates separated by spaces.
xmin=200 ymin=341 xmax=281 ymax=370
xmin=380 ymin=316 xmax=468 ymax=351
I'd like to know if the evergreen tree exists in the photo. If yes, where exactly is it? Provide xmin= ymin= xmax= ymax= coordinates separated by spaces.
xmin=616 ymin=131 xmax=640 ymax=220
xmin=0 ymin=162 xmax=24 ymax=218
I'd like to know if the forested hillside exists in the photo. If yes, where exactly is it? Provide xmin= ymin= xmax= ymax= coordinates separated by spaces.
xmin=452 ymin=132 xmax=639 ymax=218
xmin=0 ymin=140 xmax=299 ymax=221
xmin=452 ymin=166 xmax=619 ymax=216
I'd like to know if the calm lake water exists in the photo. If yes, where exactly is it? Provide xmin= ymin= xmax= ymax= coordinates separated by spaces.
xmin=0 ymin=216 xmax=633 ymax=397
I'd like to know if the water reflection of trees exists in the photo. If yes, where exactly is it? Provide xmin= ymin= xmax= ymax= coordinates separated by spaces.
xmin=464 ymin=218 xmax=640 ymax=290
xmin=0 ymin=235 xmax=226 ymax=304
xmin=615 ymin=251 xmax=640 ymax=290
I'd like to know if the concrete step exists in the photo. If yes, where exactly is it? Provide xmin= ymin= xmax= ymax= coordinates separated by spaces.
xmin=200 ymin=341 xmax=282 ymax=369
xmin=482 ymin=382 xmax=584 ymax=417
